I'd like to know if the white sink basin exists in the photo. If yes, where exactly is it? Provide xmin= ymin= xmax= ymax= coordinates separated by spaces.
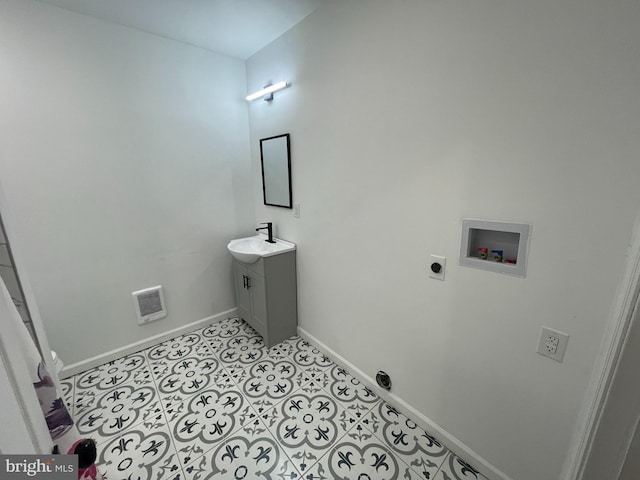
xmin=227 ymin=235 xmax=296 ymax=264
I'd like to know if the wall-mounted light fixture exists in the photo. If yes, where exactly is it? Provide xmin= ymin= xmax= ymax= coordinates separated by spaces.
xmin=245 ymin=81 xmax=289 ymax=102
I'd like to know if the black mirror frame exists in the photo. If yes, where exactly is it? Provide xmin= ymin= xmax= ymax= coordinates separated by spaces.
xmin=260 ymin=133 xmax=292 ymax=209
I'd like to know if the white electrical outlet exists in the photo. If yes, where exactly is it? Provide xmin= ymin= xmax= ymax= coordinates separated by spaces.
xmin=429 ymin=255 xmax=446 ymax=280
xmin=537 ymin=326 xmax=569 ymax=362
xmin=293 ymin=203 xmax=301 ymax=218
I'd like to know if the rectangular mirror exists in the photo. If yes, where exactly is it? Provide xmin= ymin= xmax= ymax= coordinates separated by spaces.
xmin=260 ymin=133 xmax=292 ymax=208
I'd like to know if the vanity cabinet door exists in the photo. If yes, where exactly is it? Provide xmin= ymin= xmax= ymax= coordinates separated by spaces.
xmin=249 ymin=272 xmax=267 ymax=339
xmin=233 ymin=261 xmax=267 ymax=339
xmin=232 ymin=252 xmax=297 ymax=348
xmin=234 ymin=262 xmax=251 ymax=324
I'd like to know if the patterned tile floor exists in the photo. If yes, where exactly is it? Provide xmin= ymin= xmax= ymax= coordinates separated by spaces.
xmin=60 ymin=317 xmax=488 ymax=480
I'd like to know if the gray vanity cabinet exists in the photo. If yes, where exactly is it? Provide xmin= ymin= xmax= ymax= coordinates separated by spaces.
xmin=233 ymin=251 xmax=297 ymax=348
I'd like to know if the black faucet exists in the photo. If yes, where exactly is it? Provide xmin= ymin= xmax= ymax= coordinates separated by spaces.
xmin=256 ymin=222 xmax=275 ymax=243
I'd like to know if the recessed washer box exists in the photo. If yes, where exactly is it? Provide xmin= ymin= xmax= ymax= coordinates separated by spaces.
xmin=460 ymin=219 xmax=531 ymax=277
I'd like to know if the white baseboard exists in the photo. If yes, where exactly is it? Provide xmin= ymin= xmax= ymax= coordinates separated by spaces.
xmin=60 ymin=308 xmax=237 ymax=378
xmin=297 ymin=326 xmax=512 ymax=480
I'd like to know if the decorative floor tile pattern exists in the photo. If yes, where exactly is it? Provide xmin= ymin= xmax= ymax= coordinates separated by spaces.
xmin=150 ymin=355 xmax=225 ymax=402
xmin=60 ymin=378 xmax=74 ymax=414
xmin=146 ymin=332 xmax=212 ymax=362
xmin=75 ymin=353 xmax=152 ymax=392
xmin=75 ymin=382 xmax=161 ymax=447
xmin=99 ymin=417 xmax=182 ymax=480
xmin=64 ymin=317 xmax=488 ymax=480
xmin=434 ymin=452 xmax=488 ymax=480
xmin=325 ymin=364 xmax=380 ymax=421
xmin=307 ymin=435 xmax=403 ymax=480
xmin=183 ymin=423 xmax=289 ymax=480
xmin=169 ymin=387 xmax=248 ymax=466
xmin=234 ymin=358 xmax=302 ymax=408
xmin=260 ymin=380 xmax=353 ymax=474
xmin=366 ymin=401 xmax=449 ymax=478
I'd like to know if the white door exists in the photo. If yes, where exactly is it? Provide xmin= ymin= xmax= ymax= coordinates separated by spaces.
xmin=0 ymin=352 xmax=40 ymax=453
xmin=0 ymin=276 xmax=51 ymax=454
xmin=620 ymin=425 xmax=640 ymax=479
xmin=582 ymin=289 xmax=640 ymax=479
xmin=0 ymin=182 xmax=52 ymax=454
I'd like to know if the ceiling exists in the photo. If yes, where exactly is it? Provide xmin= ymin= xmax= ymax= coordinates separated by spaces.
xmin=36 ymin=0 xmax=323 ymax=59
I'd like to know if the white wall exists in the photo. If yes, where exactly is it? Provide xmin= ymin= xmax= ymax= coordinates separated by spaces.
xmin=246 ymin=1 xmax=640 ymax=479
xmin=0 ymin=0 xmax=254 ymax=365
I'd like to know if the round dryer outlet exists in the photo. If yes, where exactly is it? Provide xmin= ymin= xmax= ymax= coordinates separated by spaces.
xmin=376 ymin=370 xmax=392 ymax=390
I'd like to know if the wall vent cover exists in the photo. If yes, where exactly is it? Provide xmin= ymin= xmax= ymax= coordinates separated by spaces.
xmin=132 ymin=285 xmax=167 ymax=325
